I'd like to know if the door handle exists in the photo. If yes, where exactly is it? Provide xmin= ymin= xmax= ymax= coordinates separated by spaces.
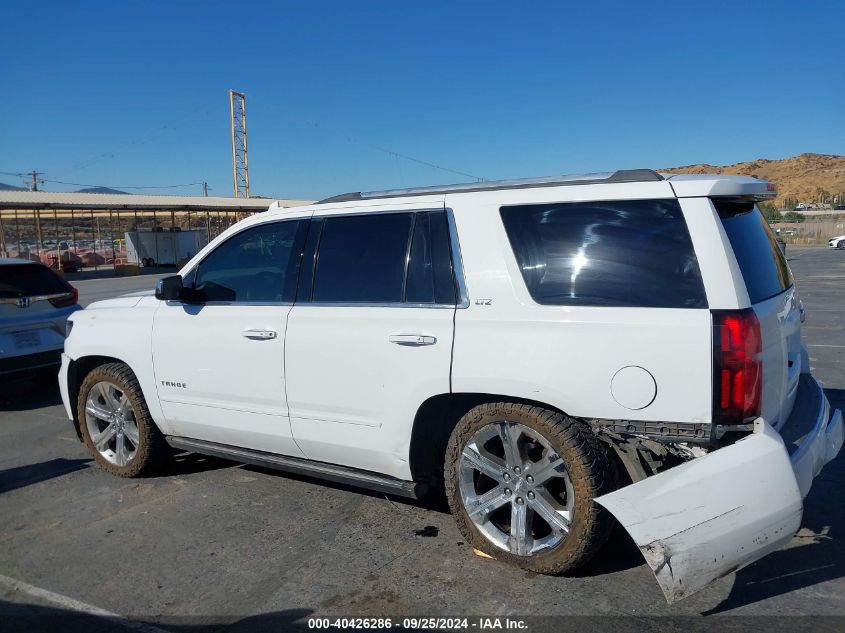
xmin=242 ymin=328 xmax=277 ymax=340
xmin=389 ymin=334 xmax=436 ymax=346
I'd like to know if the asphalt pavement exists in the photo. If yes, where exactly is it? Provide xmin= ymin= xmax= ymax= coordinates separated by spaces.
xmin=1 ymin=247 xmax=844 ymax=631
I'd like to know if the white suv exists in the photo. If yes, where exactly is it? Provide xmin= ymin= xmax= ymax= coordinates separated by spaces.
xmin=59 ymin=169 xmax=843 ymax=602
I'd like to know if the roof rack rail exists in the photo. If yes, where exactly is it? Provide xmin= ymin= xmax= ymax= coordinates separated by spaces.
xmin=317 ymin=169 xmax=663 ymax=204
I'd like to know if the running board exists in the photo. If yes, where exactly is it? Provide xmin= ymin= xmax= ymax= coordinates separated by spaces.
xmin=165 ymin=436 xmax=423 ymax=499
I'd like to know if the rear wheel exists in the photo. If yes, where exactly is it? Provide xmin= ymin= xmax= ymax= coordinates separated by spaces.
xmin=77 ymin=362 xmax=167 ymax=477
xmin=445 ymin=402 xmax=616 ymax=573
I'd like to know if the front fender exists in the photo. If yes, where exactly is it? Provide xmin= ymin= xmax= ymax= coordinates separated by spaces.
xmin=63 ymin=298 xmax=170 ymax=434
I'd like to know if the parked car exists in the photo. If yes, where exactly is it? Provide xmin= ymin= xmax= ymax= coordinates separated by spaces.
xmin=828 ymin=235 xmax=845 ymax=249
xmin=834 ymin=205 xmax=845 ymax=211
xmin=1 ymin=258 xmax=81 ymax=379
xmin=59 ymin=170 xmax=843 ymax=603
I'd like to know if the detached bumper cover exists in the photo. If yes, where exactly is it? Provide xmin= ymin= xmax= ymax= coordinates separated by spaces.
xmin=781 ymin=374 xmax=844 ymax=498
xmin=596 ymin=374 xmax=842 ymax=603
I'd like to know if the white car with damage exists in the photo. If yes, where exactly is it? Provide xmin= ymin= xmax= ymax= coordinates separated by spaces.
xmin=59 ymin=169 xmax=843 ymax=602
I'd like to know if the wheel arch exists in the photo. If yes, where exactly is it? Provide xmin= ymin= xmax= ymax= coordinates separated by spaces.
xmin=408 ymin=392 xmax=569 ymax=488
xmin=67 ymin=355 xmax=138 ymax=440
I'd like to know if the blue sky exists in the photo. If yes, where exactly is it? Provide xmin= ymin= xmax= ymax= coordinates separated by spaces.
xmin=2 ymin=0 xmax=843 ymax=199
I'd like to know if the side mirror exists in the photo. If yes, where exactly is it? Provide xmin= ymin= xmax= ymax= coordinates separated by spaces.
xmin=155 ymin=275 xmax=184 ymax=301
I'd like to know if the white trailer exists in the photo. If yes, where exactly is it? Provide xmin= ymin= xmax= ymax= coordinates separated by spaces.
xmin=125 ymin=229 xmax=207 ymax=267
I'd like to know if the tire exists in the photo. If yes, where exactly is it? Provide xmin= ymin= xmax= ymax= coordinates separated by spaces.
xmin=77 ymin=362 xmax=168 ymax=477
xmin=838 ymin=241 xmax=845 ymax=250
xmin=445 ymin=402 xmax=616 ymax=574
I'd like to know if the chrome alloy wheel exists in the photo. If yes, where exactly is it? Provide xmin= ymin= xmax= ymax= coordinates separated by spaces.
xmin=84 ymin=381 xmax=140 ymax=467
xmin=458 ymin=421 xmax=574 ymax=556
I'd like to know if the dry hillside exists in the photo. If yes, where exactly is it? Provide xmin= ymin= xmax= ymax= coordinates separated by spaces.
xmin=660 ymin=153 xmax=845 ymax=208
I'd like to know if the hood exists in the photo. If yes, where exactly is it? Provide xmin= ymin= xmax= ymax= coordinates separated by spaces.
xmin=86 ymin=296 xmax=146 ymax=310
xmin=121 ymin=289 xmax=156 ymax=298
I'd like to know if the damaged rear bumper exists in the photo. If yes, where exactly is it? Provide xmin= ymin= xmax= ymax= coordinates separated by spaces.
xmin=595 ymin=374 xmax=843 ymax=603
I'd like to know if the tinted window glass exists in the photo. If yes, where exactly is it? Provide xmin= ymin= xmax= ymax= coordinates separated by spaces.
xmin=193 ymin=220 xmax=304 ymax=302
xmin=0 ymin=263 xmax=70 ymax=298
xmin=715 ymin=201 xmax=793 ymax=303
xmin=313 ymin=213 xmax=413 ymax=303
xmin=500 ymin=199 xmax=707 ymax=308
xmin=405 ymin=211 xmax=456 ymax=304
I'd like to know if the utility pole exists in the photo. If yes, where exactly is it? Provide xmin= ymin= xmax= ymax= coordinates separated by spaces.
xmin=229 ymin=90 xmax=250 ymax=198
xmin=28 ymin=170 xmax=43 ymax=191
xmin=202 ymin=182 xmax=209 ymax=197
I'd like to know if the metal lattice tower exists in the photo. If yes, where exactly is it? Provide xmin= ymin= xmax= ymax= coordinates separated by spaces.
xmin=229 ymin=90 xmax=250 ymax=197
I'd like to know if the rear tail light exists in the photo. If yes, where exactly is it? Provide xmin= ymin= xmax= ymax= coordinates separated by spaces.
xmin=49 ymin=286 xmax=78 ymax=308
xmin=712 ymin=309 xmax=762 ymax=425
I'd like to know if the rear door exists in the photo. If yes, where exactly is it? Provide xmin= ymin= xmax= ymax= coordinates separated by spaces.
xmin=715 ymin=200 xmax=801 ymax=428
xmin=284 ymin=203 xmax=458 ymax=480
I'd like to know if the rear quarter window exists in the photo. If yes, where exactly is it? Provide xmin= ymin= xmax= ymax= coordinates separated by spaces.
xmin=500 ymin=199 xmax=707 ymax=308
xmin=714 ymin=201 xmax=793 ymax=303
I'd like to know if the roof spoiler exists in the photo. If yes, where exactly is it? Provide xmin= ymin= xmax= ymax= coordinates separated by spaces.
xmin=663 ymin=174 xmax=777 ymax=201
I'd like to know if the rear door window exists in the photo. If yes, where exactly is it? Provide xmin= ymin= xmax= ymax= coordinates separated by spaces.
xmin=714 ymin=201 xmax=793 ymax=303
xmin=405 ymin=211 xmax=456 ymax=305
xmin=305 ymin=210 xmax=457 ymax=305
xmin=312 ymin=213 xmax=414 ymax=303
xmin=500 ymin=199 xmax=707 ymax=308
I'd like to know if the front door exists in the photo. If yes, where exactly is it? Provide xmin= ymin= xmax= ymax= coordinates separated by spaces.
xmin=285 ymin=205 xmax=458 ymax=479
xmin=151 ymin=216 xmax=309 ymax=456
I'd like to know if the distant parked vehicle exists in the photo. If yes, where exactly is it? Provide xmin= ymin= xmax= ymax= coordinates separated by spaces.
xmin=125 ymin=229 xmax=207 ymax=267
xmin=834 ymin=205 xmax=845 ymax=211
xmin=0 ymin=258 xmax=81 ymax=379
xmin=828 ymin=235 xmax=845 ymax=249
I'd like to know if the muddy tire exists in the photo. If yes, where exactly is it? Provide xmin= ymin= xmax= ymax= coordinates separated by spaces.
xmin=445 ymin=402 xmax=616 ymax=574
xmin=77 ymin=362 xmax=168 ymax=477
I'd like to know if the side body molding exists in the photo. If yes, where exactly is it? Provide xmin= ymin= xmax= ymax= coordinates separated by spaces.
xmin=595 ymin=420 xmax=802 ymax=603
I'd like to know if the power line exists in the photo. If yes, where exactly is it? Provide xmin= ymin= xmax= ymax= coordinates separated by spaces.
xmin=260 ymin=105 xmax=486 ymax=182
xmin=1 ymin=171 xmax=206 ymax=191
xmin=54 ymin=105 xmax=214 ymax=177
xmin=352 ymin=138 xmax=483 ymax=182
xmin=0 ymin=170 xmax=44 ymax=190
xmin=42 ymin=178 xmax=206 ymax=190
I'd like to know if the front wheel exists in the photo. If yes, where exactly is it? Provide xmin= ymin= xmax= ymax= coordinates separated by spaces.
xmin=445 ymin=403 xmax=616 ymax=574
xmin=77 ymin=362 xmax=168 ymax=477
xmin=838 ymin=241 xmax=845 ymax=250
